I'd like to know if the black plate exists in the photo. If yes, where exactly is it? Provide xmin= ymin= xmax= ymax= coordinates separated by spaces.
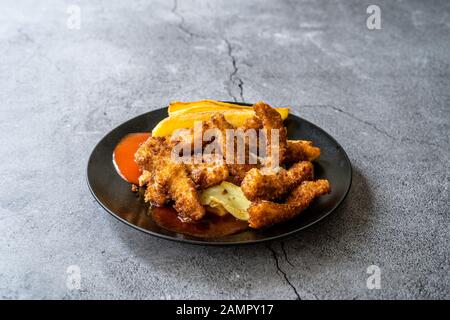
xmin=87 ymin=105 xmax=352 ymax=245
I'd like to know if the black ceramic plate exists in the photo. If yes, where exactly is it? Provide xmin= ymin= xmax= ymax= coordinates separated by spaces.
xmin=87 ymin=105 xmax=352 ymax=245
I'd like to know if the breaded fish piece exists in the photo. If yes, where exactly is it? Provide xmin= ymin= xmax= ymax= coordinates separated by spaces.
xmin=185 ymin=156 xmax=229 ymax=189
xmin=253 ymin=101 xmax=288 ymax=168
xmin=169 ymin=113 xmax=256 ymax=185
xmin=248 ymin=179 xmax=330 ymax=229
xmin=154 ymin=161 xmax=205 ymax=221
xmin=205 ymin=114 xmax=258 ymax=184
xmin=138 ymin=170 xmax=169 ymax=206
xmin=221 ymin=116 xmax=261 ymax=184
xmin=284 ymin=140 xmax=321 ymax=163
xmin=241 ymin=161 xmax=314 ymax=201
xmin=225 ymin=102 xmax=287 ymax=184
xmin=240 ymin=115 xmax=263 ymax=131
xmin=170 ymin=113 xmax=234 ymax=155
xmin=227 ymin=163 xmax=257 ymax=185
xmin=171 ymin=115 xmax=232 ymax=188
xmin=135 ymin=136 xmax=205 ymax=221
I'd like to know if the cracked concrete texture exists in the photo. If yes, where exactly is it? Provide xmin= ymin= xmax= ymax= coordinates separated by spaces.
xmin=0 ymin=0 xmax=449 ymax=299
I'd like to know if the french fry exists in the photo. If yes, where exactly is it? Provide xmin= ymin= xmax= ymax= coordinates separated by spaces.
xmin=199 ymin=181 xmax=251 ymax=221
xmin=168 ymin=100 xmax=289 ymax=118
xmin=168 ymin=99 xmax=249 ymax=114
xmin=152 ymin=108 xmax=289 ymax=137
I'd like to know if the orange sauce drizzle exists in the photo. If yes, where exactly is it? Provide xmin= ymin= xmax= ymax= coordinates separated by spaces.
xmin=113 ymin=132 xmax=150 ymax=184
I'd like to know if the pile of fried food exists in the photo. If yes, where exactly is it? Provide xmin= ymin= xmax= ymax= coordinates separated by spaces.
xmin=134 ymin=100 xmax=330 ymax=229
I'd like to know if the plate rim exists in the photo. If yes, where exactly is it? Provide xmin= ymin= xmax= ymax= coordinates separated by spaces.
xmin=87 ymin=107 xmax=352 ymax=246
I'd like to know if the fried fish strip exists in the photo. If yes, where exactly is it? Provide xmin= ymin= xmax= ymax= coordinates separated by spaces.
xmin=240 ymin=115 xmax=262 ymax=131
xmin=185 ymin=157 xmax=229 ymax=189
xmin=138 ymin=170 xmax=169 ymax=206
xmin=168 ymin=113 xmax=254 ymax=185
xmin=284 ymin=140 xmax=321 ymax=163
xmin=226 ymin=102 xmax=292 ymax=183
xmin=253 ymin=101 xmax=288 ymax=168
xmin=226 ymin=163 xmax=256 ymax=185
xmin=248 ymin=179 xmax=330 ymax=229
xmin=241 ymin=161 xmax=314 ymax=201
xmin=135 ymin=136 xmax=205 ymax=221
xmin=205 ymin=114 xmax=258 ymax=184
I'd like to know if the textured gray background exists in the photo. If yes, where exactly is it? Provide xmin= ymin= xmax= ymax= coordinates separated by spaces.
xmin=0 ymin=0 xmax=449 ymax=299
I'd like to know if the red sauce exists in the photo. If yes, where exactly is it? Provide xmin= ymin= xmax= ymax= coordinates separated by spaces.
xmin=113 ymin=132 xmax=150 ymax=184
xmin=151 ymin=206 xmax=249 ymax=238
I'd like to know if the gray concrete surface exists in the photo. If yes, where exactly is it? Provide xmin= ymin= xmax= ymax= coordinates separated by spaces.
xmin=0 ymin=0 xmax=449 ymax=299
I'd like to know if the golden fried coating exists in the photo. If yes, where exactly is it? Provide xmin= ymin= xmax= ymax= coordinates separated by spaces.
xmin=241 ymin=161 xmax=314 ymax=201
xmin=248 ymin=179 xmax=330 ymax=229
xmin=169 ymin=113 xmax=234 ymax=156
xmin=240 ymin=115 xmax=263 ymax=131
xmin=135 ymin=136 xmax=167 ymax=166
xmin=135 ymin=136 xmax=205 ymax=221
xmin=170 ymin=128 xmax=197 ymax=155
xmin=155 ymin=161 xmax=205 ymax=221
xmin=227 ymin=163 xmax=257 ymax=185
xmin=138 ymin=170 xmax=169 ymax=206
xmin=186 ymin=157 xmax=229 ymax=189
xmin=207 ymin=113 xmax=235 ymax=159
xmin=284 ymin=140 xmax=321 ymax=163
xmin=202 ymin=113 xmax=259 ymax=184
xmin=222 ymin=110 xmax=264 ymax=184
xmin=208 ymin=113 xmax=234 ymax=132
xmin=253 ymin=101 xmax=288 ymax=168
xmin=144 ymin=182 xmax=169 ymax=206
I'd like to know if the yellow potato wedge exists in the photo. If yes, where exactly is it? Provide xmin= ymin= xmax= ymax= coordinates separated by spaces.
xmin=170 ymin=105 xmax=249 ymax=115
xmin=152 ymin=109 xmax=289 ymax=137
xmin=199 ymin=182 xmax=251 ymax=221
xmin=205 ymin=200 xmax=229 ymax=217
xmin=168 ymin=100 xmax=249 ymax=114
xmin=169 ymin=100 xmax=289 ymax=119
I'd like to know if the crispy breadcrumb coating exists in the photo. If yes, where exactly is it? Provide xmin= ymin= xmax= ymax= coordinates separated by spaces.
xmin=241 ymin=161 xmax=314 ymax=201
xmin=138 ymin=170 xmax=169 ymax=206
xmin=253 ymin=101 xmax=288 ymax=168
xmin=240 ymin=115 xmax=263 ymax=131
xmin=284 ymin=140 xmax=321 ymax=163
xmin=248 ymin=179 xmax=330 ymax=229
xmin=135 ymin=136 xmax=205 ymax=221
xmin=185 ymin=157 xmax=229 ymax=189
xmin=202 ymin=113 xmax=259 ymax=185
